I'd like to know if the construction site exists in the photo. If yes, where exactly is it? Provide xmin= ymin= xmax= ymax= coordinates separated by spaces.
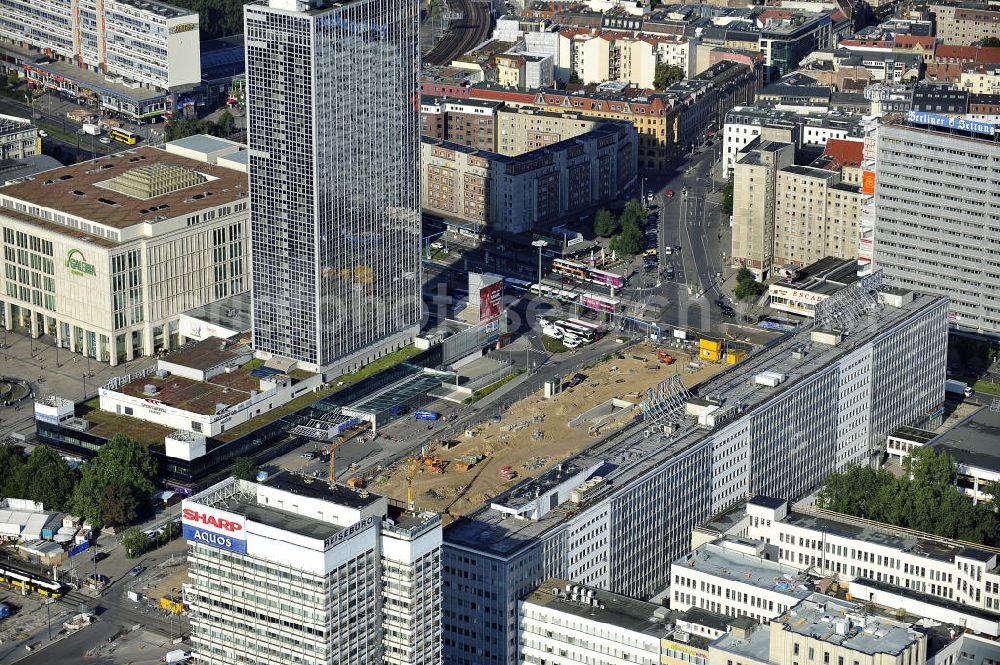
xmin=367 ymin=340 xmax=729 ymax=522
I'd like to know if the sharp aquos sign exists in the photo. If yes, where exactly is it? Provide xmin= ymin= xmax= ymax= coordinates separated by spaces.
xmin=181 ymin=503 xmax=247 ymax=554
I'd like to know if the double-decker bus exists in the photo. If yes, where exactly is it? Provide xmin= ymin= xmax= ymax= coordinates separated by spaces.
xmin=110 ymin=128 xmax=139 ymax=145
xmin=551 ymin=258 xmax=588 ymax=280
xmin=580 ymin=292 xmax=620 ymax=313
xmin=587 ymin=268 xmax=625 ymax=289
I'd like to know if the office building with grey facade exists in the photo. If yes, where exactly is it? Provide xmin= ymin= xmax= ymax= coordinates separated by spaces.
xmin=245 ymin=0 xmax=421 ymax=376
xmin=442 ymin=284 xmax=949 ymax=665
xmin=874 ymin=117 xmax=1000 ymax=335
xmin=183 ymin=476 xmax=442 ymax=665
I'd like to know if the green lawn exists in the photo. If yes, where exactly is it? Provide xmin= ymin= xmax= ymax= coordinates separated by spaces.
xmin=974 ymin=380 xmax=1000 ymax=397
xmin=464 ymin=369 xmax=525 ymax=404
xmin=541 ymin=336 xmax=568 ymax=353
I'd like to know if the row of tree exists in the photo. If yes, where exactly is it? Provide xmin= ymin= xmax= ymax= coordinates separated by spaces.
xmin=0 ymin=434 xmax=159 ymax=529
xmin=817 ymin=448 xmax=997 ymax=545
xmin=169 ymin=0 xmax=245 ymax=39
xmin=164 ymin=112 xmax=237 ymax=143
xmin=593 ymin=199 xmax=646 ymax=256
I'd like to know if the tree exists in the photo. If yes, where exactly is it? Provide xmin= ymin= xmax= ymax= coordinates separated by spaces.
xmin=168 ymin=0 xmax=245 ymax=39
xmin=10 ymin=446 xmax=78 ymax=512
xmin=99 ymin=482 xmax=144 ymax=530
xmin=593 ymin=209 xmax=618 ymax=237
xmin=0 ymin=444 xmax=25 ymax=498
xmin=568 ymin=71 xmax=583 ymax=85
xmin=121 ymin=527 xmax=148 ymax=559
xmin=216 ymin=110 xmax=236 ymax=137
xmin=981 ymin=37 xmax=1000 ymax=47
xmin=817 ymin=454 xmax=998 ymax=545
xmin=653 ymin=64 xmax=684 ymax=90
xmin=231 ymin=456 xmax=258 ymax=482
xmin=72 ymin=433 xmax=158 ymax=527
xmin=4 ymin=71 xmax=17 ymax=90
xmin=721 ymin=176 xmax=735 ymax=215
xmin=734 ymin=266 xmax=767 ymax=301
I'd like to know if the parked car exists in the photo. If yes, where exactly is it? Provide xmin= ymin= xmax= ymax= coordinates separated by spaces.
xmin=430 ymin=241 xmax=444 ymax=250
xmin=130 ymin=565 xmax=145 ymax=577
xmin=666 ymin=189 xmax=674 ymax=198
xmin=99 ymin=137 xmax=111 ymax=144
xmin=91 ymin=551 xmax=108 ymax=563
xmin=301 ymin=451 xmax=316 ymax=460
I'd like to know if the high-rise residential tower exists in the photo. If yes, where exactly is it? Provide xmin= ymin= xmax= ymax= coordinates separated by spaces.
xmin=245 ymin=0 xmax=422 ymax=375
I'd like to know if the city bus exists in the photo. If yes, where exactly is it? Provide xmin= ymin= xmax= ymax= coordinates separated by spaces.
xmin=551 ymin=258 xmax=588 ymax=281
xmin=504 ymin=277 xmax=532 ymax=292
xmin=565 ymin=318 xmax=606 ymax=340
xmin=553 ymin=320 xmax=595 ymax=343
xmin=586 ymin=268 xmax=625 ymax=289
xmin=110 ymin=128 xmax=139 ymax=145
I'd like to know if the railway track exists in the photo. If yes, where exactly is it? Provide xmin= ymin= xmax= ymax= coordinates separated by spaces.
xmin=423 ymin=0 xmax=493 ymax=66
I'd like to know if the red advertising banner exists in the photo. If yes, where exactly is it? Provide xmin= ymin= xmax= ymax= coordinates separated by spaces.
xmin=480 ymin=280 xmax=503 ymax=322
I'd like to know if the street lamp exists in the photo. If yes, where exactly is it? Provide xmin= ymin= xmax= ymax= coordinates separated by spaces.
xmin=45 ymin=598 xmax=52 ymax=641
xmin=531 ymin=240 xmax=547 ymax=296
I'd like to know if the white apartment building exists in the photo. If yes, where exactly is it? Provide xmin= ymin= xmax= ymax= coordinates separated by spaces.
xmin=558 ymin=30 xmax=693 ymax=88
xmin=520 ymin=580 xmax=669 ymax=665
xmin=0 ymin=138 xmax=250 ymax=365
xmin=184 ymin=476 xmax=442 ymax=665
xmin=0 ymin=115 xmax=38 ymax=161
xmin=0 ymin=0 xmax=201 ymax=92
xmin=722 ymin=107 xmax=864 ymax=178
xmin=671 ymin=538 xmax=815 ymax=624
xmin=697 ymin=497 xmax=1000 ymax=618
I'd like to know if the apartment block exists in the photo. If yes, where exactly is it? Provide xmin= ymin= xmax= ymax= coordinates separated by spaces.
xmin=874 ymin=119 xmax=1000 ymax=334
xmin=420 ymin=123 xmax=637 ymax=233
xmin=183 ymin=476 xmax=442 ymax=665
xmin=0 ymin=0 xmax=201 ymax=118
xmin=930 ymin=3 xmax=1000 ymax=45
xmin=420 ymin=98 xmax=501 ymax=152
xmin=443 ymin=292 xmax=949 ymax=664
xmin=773 ymin=165 xmax=862 ymax=269
xmin=0 ymin=115 xmax=38 ymax=161
xmin=730 ymin=138 xmax=796 ymax=280
xmin=495 ymin=107 xmax=606 ymax=155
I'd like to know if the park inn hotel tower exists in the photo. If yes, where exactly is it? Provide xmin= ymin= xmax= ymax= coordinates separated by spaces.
xmin=244 ymin=0 xmax=422 ymax=376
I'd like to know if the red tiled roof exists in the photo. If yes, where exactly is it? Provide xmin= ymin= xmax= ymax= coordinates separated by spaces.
xmin=934 ymin=45 xmax=1000 ymax=64
xmin=893 ymin=35 xmax=936 ymax=48
xmin=822 ymin=138 xmax=864 ymax=170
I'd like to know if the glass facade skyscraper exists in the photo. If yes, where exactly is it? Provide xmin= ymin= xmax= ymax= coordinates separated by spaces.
xmin=245 ymin=0 xmax=421 ymax=374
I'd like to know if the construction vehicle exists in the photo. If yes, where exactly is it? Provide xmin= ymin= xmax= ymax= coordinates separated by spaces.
xmin=454 ymin=454 xmax=482 ymax=472
xmin=404 ymin=456 xmax=422 ymax=511
xmin=424 ymin=456 xmax=446 ymax=473
xmin=656 ymin=349 xmax=676 ymax=364
xmin=346 ymin=477 xmax=365 ymax=489
xmin=500 ymin=466 xmax=517 ymax=481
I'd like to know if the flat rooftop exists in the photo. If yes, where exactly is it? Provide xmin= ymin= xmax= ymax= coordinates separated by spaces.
xmin=162 ymin=337 xmax=249 ymax=372
xmin=182 ymin=292 xmax=252 ymax=334
xmin=780 ymin=596 xmax=920 ymax=655
xmin=930 ymin=405 xmax=1000 ymax=473
xmin=888 ymin=425 xmax=937 ymax=445
xmin=775 ymin=257 xmax=861 ymax=295
xmin=677 ymin=541 xmax=815 ymax=599
xmin=266 ymin=474 xmax=384 ymax=511
xmin=523 ymin=579 xmax=672 ymax=638
xmin=0 ymin=146 xmax=247 ymax=232
xmin=711 ymin=619 xmax=771 ymax=662
xmin=114 ymin=367 xmax=256 ymax=416
xmin=26 ymin=59 xmax=168 ymax=102
xmin=444 ymin=291 xmax=948 ymax=557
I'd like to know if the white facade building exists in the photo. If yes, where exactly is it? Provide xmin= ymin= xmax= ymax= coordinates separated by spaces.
xmin=184 ymin=476 xmax=442 ymax=665
xmin=671 ymin=538 xmax=815 ymax=625
xmin=0 ymin=0 xmax=201 ymax=91
xmin=443 ymin=289 xmax=951 ymax=665
xmin=0 ymin=141 xmax=250 ymax=365
xmin=695 ymin=497 xmax=1000 ymax=620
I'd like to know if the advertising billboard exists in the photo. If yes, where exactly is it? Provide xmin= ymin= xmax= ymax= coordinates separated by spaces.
xmin=479 ymin=280 xmax=503 ymax=322
xmin=862 ymin=171 xmax=876 ymax=196
xmin=181 ymin=503 xmax=247 ymax=554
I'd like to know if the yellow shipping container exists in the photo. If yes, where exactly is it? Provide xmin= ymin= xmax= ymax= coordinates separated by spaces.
xmin=726 ymin=350 xmax=746 ymax=364
xmin=699 ymin=338 xmax=722 ymax=352
xmin=700 ymin=348 xmax=720 ymax=361
xmin=160 ymin=597 xmax=184 ymax=614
